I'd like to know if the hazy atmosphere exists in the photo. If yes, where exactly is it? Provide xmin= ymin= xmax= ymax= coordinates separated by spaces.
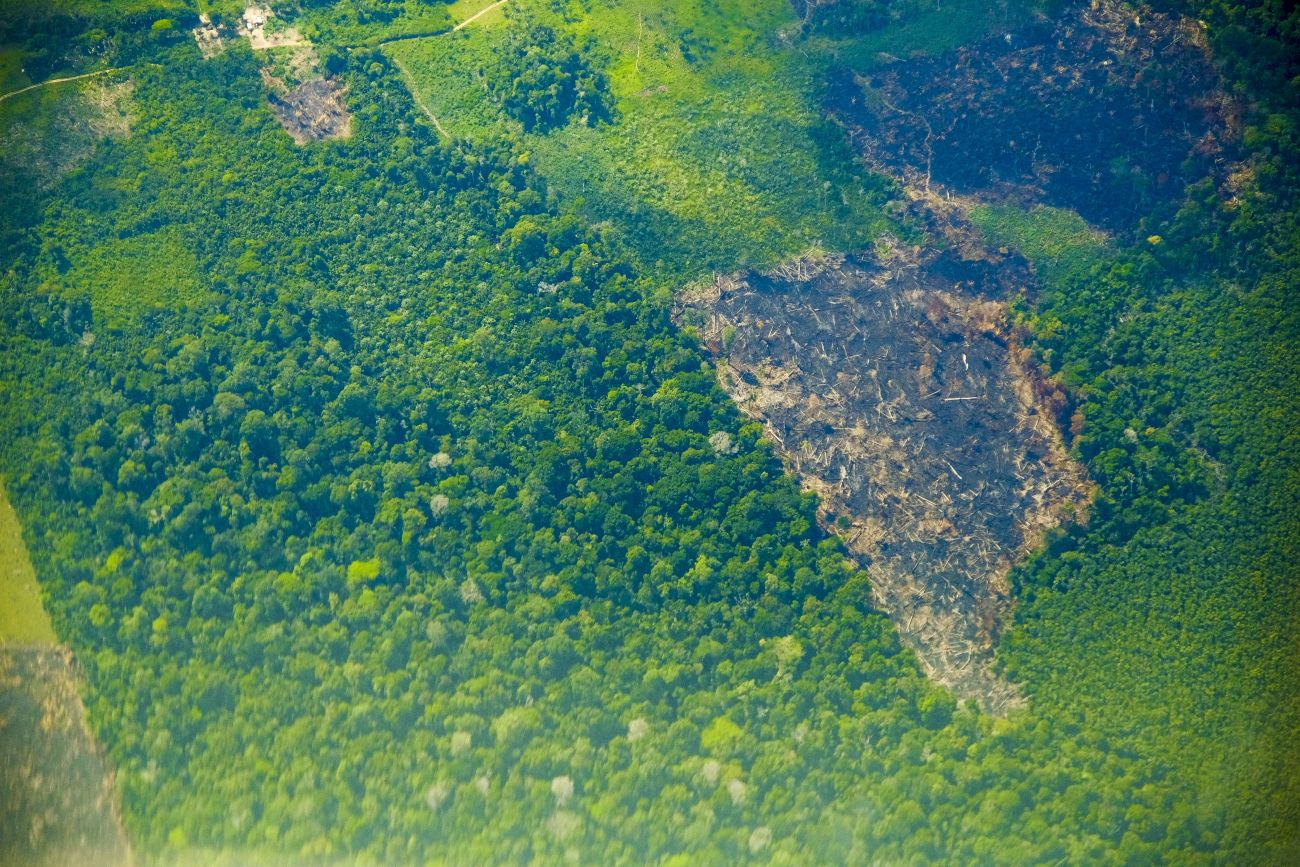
xmin=0 ymin=0 xmax=1296 ymax=863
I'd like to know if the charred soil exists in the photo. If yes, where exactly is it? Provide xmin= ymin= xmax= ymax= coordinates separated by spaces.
xmin=825 ymin=0 xmax=1239 ymax=232
xmin=266 ymin=76 xmax=352 ymax=144
xmin=678 ymin=242 xmax=1090 ymax=710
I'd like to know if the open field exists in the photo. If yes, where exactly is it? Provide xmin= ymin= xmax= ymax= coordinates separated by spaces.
xmin=0 ymin=481 xmax=54 ymax=645
xmin=0 ymin=648 xmax=130 ymax=867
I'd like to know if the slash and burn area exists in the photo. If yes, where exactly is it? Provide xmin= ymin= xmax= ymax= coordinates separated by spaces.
xmin=678 ymin=242 xmax=1091 ymax=710
xmin=193 ymin=6 xmax=351 ymax=144
xmin=827 ymin=0 xmax=1238 ymax=232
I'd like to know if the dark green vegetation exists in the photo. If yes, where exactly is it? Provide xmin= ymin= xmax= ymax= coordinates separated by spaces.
xmin=485 ymin=22 xmax=610 ymax=132
xmin=0 ymin=0 xmax=1296 ymax=864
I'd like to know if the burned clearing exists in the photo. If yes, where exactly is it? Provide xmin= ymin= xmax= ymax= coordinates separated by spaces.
xmin=193 ymin=8 xmax=350 ymax=145
xmin=826 ymin=0 xmax=1238 ymax=231
xmin=265 ymin=75 xmax=352 ymax=144
xmin=259 ymin=43 xmax=352 ymax=145
xmin=678 ymin=244 xmax=1090 ymax=710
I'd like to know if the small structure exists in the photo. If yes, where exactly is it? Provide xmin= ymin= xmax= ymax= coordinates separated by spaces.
xmin=192 ymin=13 xmax=224 ymax=58
xmin=240 ymin=5 xmax=304 ymax=51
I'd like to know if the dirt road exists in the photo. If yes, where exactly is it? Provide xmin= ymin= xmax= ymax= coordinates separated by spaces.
xmin=0 ymin=68 xmax=122 ymax=105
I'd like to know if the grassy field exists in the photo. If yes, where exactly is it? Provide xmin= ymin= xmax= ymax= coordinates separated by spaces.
xmin=387 ymin=0 xmax=898 ymax=278
xmin=302 ymin=2 xmax=454 ymax=46
xmin=446 ymin=0 xmax=509 ymax=27
xmin=0 ymin=482 xmax=55 ymax=645
xmin=968 ymin=202 xmax=1112 ymax=283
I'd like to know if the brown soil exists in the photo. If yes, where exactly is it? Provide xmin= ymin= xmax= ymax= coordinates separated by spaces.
xmin=825 ymin=0 xmax=1239 ymax=232
xmin=677 ymin=239 xmax=1090 ymax=711
xmin=0 ymin=647 xmax=130 ymax=867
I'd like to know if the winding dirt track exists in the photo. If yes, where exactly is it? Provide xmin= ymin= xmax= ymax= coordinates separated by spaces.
xmin=389 ymin=54 xmax=451 ymax=140
xmin=0 ymin=68 xmax=123 ymax=105
xmin=380 ymin=0 xmax=510 ymax=139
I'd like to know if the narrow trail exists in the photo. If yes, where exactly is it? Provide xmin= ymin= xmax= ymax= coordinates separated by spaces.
xmin=453 ymin=0 xmax=510 ymax=32
xmin=389 ymin=55 xmax=451 ymax=140
xmin=379 ymin=0 xmax=510 ymax=139
xmin=0 ymin=68 xmax=123 ymax=105
xmin=371 ymin=0 xmax=508 ymax=46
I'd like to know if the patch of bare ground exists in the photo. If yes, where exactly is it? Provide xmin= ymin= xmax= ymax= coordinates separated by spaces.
xmin=826 ymin=0 xmax=1240 ymax=231
xmin=257 ymin=40 xmax=351 ymax=143
xmin=194 ymin=7 xmax=349 ymax=143
xmin=0 ymin=647 xmax=130 ymax=867
xmin=239 ymin=6 xmax=306 ymax=51
xmin=193 ymin=14 xmax=224 ymax=59
xmin=263 ymin=71 xmax=352 ymax=144
xmin=677 ymin=239 xmax=1091 ymax=711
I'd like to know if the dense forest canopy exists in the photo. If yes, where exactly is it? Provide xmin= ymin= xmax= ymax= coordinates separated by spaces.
xmin=0 ymin=0 xmax=1296 ymax=864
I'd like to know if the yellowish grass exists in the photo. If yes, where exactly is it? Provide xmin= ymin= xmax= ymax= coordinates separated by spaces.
xmin=0 ymin=480 xmax=56 ymax=645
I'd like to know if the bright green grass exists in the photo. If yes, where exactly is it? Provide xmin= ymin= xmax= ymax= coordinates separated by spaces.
xmin=389 ymin=0 xmax=897 ymax=278
xmin=446 ymin=0 xmax=509 ymax=27
xmin=0 ymin=481 xmax=56 ymax=645
xmin=66 ymin=227 xmax=210 ymax=329
xmin=195 ymin=0 xmax=244 ymax=17
xmin=968 ymin=202 xmax=1111 ymax=282
xmin=305 ymin=2 xmax=454 ymax=47
xmin=385 ymin=31 xmax=502 ymax=137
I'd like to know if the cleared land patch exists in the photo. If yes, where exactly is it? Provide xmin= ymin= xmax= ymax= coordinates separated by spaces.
xmin=0 ymin=484 xmax=128 ymax=865
xmin=0 ymin=648 xmax=130 ymax=867
xmin=825 ymin=0 xmax=1237 ymax=233
xmin=263 ymin=70 xmax=351 ymax=144
xmin=194 ymin=7 xmax=352 ymax=144
xmin=0 ymin=74 xmax=132 ymax=190
xmin=678 ymin=242 xmax=1090 ymax=710
xmin=0 ymin=482 xmax=54 ymax=644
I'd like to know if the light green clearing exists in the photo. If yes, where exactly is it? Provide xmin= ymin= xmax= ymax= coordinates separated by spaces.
xmin=387 ymin=0 xmax=895 ymax=278
xmin=297 ymin=0 xmax=453 ymax=46
xmin=0 ymin=481 xmax=56 ymax=644
xmin=65 ymin=226 xmax=210 ymax=330
xmin=446 ymin=0 xmax=509 ymax=28
xmin=968 ymin=202 xmax=1112 ymax=282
